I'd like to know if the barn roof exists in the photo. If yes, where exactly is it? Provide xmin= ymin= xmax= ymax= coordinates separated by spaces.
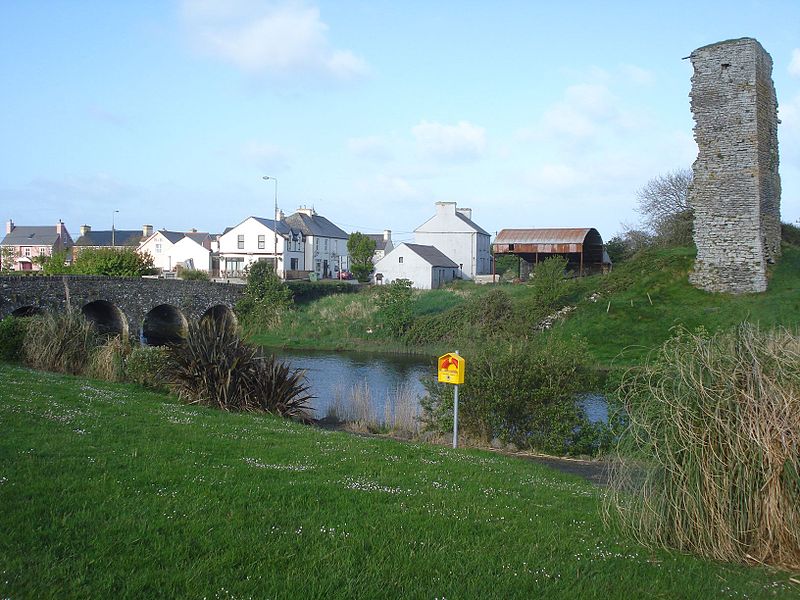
xmin=494 ymin=228 xmax=600 ymax=245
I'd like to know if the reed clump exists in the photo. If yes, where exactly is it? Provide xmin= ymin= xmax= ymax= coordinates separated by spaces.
xmin=23 ymin=311 xmax=98 ymax=375
xmin=605 ymin=324 xmax=800 ymax=570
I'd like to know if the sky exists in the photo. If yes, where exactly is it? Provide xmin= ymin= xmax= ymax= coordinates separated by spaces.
xmin=1 ymin=1 xmax=799 ymax=246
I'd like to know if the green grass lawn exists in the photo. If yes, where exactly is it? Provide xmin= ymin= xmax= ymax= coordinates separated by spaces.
xmin=1 ymin=364 xmax=797 ymax=598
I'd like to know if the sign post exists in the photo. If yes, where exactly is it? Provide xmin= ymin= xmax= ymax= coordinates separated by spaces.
xmin=437 ymin=351 xmax=465 ymax=448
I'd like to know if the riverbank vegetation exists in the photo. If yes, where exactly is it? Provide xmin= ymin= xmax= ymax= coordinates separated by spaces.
xmin=1 ymin=362 xmax=797 ymax=599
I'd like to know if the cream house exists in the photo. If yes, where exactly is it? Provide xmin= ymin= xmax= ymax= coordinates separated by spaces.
xmin=373 ymin=243 xmax=459 ymax=290
xmin=414 ymin=202 xmax=492 ymax=279
xmin=217 ymin=216 xmax=304 ymax=278
xmin=138 ymin=229 xmax=212 ymax=273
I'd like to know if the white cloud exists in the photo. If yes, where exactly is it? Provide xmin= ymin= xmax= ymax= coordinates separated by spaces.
xmin=354 ymin=174 xmax=419 ymax=199
xmin=412 ymin=120 xmax=486 ymax=161
xmin=789 ymin=49 xmax=800 ymax=78
xmin=779 ymin=94 xmax=800 ymax=131
xmin=620 ymin=64 xmax=655 ymax=85
xmin=347 ymin=135 xmax=392 ymax=160
xmin=181 ymin=0 xmax=368 ymax=79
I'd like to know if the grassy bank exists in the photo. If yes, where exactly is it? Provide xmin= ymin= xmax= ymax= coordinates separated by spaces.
xmin=252 ymin=243 xmax=800 ymax=368
xmin=1 ymin=363 xmax=797 ymax=598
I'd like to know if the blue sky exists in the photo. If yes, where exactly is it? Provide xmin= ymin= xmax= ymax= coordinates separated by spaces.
xmin=2 ymin=1 xmax=799 ymax=245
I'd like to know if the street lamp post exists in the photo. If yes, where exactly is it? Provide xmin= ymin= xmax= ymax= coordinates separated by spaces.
xmin=262 ymin=176 xmax=278 ymax=273
xmin=112 ymin=210 xmax=119 ymax=247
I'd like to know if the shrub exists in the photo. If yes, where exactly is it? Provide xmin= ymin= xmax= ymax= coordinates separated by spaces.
xmin=377 ymin=279 xmax=414 ymax=337
xmin=126 ymin=345 xmax=170 ymax=391
xmin=286 ymin=280 xmax=359 ymax=304
xmin=529 ymin=256 xmax=569 ymax=311
xmin=605 ymin=325 xmax=800 ymax=570
xmin=87 ymin=336 xmax=130 ymax=382
xmin=420 ymin=336 xmax=597 ymax=455
xmin=180 ymin=269 xmax=210 ymax=282
xmin=23 ymin=311 xmax=98 ymax=375
xmin=0 ymin=316 xmax=29 ymax=362
xmin=236 ymin=261 xmax=294 ymax=331
xmin=72 ymin=247 xmax=155 ymax=276
xmin=165 ymin=319 xmax=312 ymax=420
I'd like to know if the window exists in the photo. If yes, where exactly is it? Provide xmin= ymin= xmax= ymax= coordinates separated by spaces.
xmin=23 ymin=247 xmax=31 ymax=257
xmin=258 ymin=234 xmax=265 ymax=250
xmin=237 ymin=234 xmax=244 ymax=250
xmin=38 ymin=248 xmax=46 ymax=256
xmin=398 ymin=256 xmax=403 ymax=264
xmin=155 ymin=243 xmax=162 ymax=254
xmin=314 ymin=238 xmax=319 ymax=249
xmin=324 ymin=239 xmax=328 ymax=251
xmin=290 ymin=258 xmax=298 ymax=270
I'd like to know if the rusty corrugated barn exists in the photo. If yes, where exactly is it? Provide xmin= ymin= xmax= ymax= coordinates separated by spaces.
xmin=492 ymin=228 xmax=605 ymax=277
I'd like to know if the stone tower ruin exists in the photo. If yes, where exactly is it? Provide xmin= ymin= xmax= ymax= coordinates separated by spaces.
xmin=688 ymin=37 xmax=781 ymax=294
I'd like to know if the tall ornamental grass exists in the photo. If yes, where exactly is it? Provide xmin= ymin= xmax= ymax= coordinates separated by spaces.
xmin=23 ymin=312 xmax=98 ymax=375
xmin=606 ymin=324 xmax=800 ymax=570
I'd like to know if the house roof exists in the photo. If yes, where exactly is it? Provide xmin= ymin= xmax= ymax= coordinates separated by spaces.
xmin=252 ymin=217 xmax=294 ymax=236
xmin=493 ymin=228 xmax=599 ymax=245
xmin=74 ymin=230 xmax=142 ymax=247
xmin=366 ymin=234 xmax=390 ymax=251
xmin=284 ymin=212 xmax=348 ymax=239
xmin=2 ymin=226 xmax=63 ymax=247
xmin=455 ymin=212 xmax=490 ymax=236
xmin=404 ymin=244 xmax=459 ymax=268
xmin=185 ymin=232 xmax=210 ymax=245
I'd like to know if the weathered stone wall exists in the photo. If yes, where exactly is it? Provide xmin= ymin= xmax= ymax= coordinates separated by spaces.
xmin=688 ymin=37 xmax=781 ymax=294
xmin=0 ymin=275 xmax=244 ymax=333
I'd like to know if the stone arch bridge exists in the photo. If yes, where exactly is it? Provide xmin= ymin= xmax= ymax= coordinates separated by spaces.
xmin=0 ymin=276 xmax=244 ymax=345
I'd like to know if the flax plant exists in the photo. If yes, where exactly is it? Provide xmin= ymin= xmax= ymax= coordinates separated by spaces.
xmin=605 ymin=324 xmax=800 ymax=570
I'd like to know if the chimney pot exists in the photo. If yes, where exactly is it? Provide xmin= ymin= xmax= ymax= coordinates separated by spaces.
xmin=6 ymin=219 xmax=14 ymax=235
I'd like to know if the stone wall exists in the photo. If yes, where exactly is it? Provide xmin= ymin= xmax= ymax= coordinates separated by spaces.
xmin=688 ymin=37 xmax=781 ymax=294
xmin=0 ymin=275 xmax=244 ymax=333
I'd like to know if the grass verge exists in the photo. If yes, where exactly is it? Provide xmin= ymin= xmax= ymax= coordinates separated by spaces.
xmin=1 ymin=364 xmax=798 ymax=598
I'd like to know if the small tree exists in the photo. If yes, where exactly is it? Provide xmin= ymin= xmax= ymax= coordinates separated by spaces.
xmin=1 ymin=246 xmax=16 ymax=273
xmin=377 ymin=279 xmax=414 ymax=337
xmin=347 ymin=232 xmax=377 ymax=283
xmin=530 ymin=256 xmax=569 ymax=311
xmin=72 ymin=248 xmax=155 ymax=276
xmin=636 ymin=169 xmax=693 ymax=246
xmin=34 ymin=250 xmax=72 ymax=275
xmin=236 ymin=261 xmax=294 ymax=330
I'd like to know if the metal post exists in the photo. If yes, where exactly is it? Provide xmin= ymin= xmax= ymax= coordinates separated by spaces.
xmin=112 ymin=210 xmax=119 ymax=247
xmin=452 ymin=349 xmax=460 ymax=449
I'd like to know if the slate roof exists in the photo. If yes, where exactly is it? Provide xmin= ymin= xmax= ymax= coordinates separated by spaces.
xmin=366 ymin=234 xmax=390 ymax=251
xmin=2 ymin=226 xmax=64 ymax=247
xmin=252 ymin=217 xmax=295 ymax=236
xmin=455 ymin=212 xmax=490 ymax=236
xmin=283 ymin=212 xmax=348 ymax=239
xmin=74 ymin=230 xmax=142 ymax=247
xmin=404 ymin=244 xmax=459 ymax=268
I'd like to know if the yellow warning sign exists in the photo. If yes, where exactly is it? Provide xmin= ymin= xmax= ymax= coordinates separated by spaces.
xmin=437 ymin=352 xmax=465 ymax=385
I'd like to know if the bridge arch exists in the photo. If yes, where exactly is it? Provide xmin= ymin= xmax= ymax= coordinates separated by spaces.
xmin=81 ymin=300 xmax=129 ymax=338
xmin=10 ymin=306 xmax=43 ymax=318
xmin=141 ymin=304 xmax=188 ymax=346
xmin=200 ymin=304 xmax=238 ymax=331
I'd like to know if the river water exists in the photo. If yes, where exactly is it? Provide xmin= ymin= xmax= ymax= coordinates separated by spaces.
xmin=273 ymin=348 xmax=608 ymax=424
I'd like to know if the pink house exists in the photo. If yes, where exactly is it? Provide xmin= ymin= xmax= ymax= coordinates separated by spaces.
xmin=1 ymin=219 xmax=74 ymax=271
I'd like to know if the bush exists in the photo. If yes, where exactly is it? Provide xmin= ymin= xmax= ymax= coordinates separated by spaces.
xmin=0 ymin=316 xmax=29 ymax=362
xmin=236 ymin=261 xmax=294 ymax=331
xmin=420 ymin=336 xmax=598 ymax=455
xmin=605 ymin=325 xmax=800 ymax=570
xmin=23 ymin=312 xmax=98 ymax=375
xmin=126 ymin=345 xmax=170 ymax=391
xmin=165 ymin=319 xmax=312 ymax=420
xmin=180 ymin=269 xmax=210 ymax=281
xmin=87 ymin=336 xmax=130 ymax=382
xmin=529 ymin=256 xmax=569 ymax=311
xmin=72 ymin=247 xmax=155 ymax=276
xmin=286 ymin=280 xmax=359 ymax=304
xmin=377 ymin=279 xmax=414 ymax=337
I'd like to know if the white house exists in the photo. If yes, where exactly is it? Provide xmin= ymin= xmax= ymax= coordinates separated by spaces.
xmin=217 ymin=216 xmax=304 ymax=278
xmin=283 ymin=207 xmax=349 ymax=279
xmin=138 ymin=229 xmax=212 ymax=273
xmin=366 ymin=230 xmax=394 ymax=263
xmin=414 ymin=202 xmax=492 ymax=279
xmin=373 ymin=243 xmax=459 ymax=290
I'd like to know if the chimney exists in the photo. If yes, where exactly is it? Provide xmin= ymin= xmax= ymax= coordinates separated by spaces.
xmin=190 ymin=228 xmax=197 ymax=233
xmin=143 ymin=224 xmax=153 ymax=237
xmin=456 ymin=207 xmax=473 ymax=221
xmin=56 ymin=220 xmax=64 ymax=236
xmin=276 ymin=208 xmax=285 ymax=221
xmin=383 ymin=229 xmax=391 ymax=242
xmin=297 ymin=206 xmax=315 ymax=217
xmin=6 ymin=219 xmax=13 ymax=234
xmin=80 ymin=224 xmax=91 ymax=237
xmin=435 ymin=201 xmax=457 ymax=216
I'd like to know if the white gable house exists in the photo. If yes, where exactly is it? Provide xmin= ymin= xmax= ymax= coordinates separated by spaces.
xmin=414 ymin=202 xmax=492 ymax=279
xmin=366 ymin=230 xmax=394 ymax=263
xmin=138 ymin=230 xmax=212 ymax=273
xmin=373 ymin=243 xmax=459 ymax=290
xmin=284 ymin=208 xmax=349 ymax=279
xmin=217 ymin=216 xmax=304 ymax=278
